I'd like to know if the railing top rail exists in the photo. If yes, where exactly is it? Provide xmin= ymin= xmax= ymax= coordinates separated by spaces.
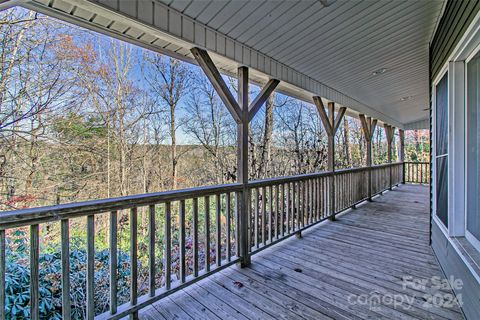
xmin=0 ymin=162 xmax=407 ymax=230
xmin=371 ymin=162 xmax=403 ymax=169
xmin=0 ymin=183 xmax=242 ymax=230
xmin=247 ymin=170 xmax=332 ymax=188
xmin=404 ymin=161 xmax=430 ymax=164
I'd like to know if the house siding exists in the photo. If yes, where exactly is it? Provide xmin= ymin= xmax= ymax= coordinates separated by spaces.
xmin=431 ymin=0 xmax=480 ymax=80
xmin=431 ymin=223 xmax=480 ymax=318
xmin=430 ymin=1 xmax=480 ymax=319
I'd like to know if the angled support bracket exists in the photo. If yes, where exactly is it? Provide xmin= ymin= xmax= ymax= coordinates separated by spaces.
xmin=191 ymin=47 xmax=279 ymax=268
xmin=313 ymin=96 xmax=346 ymax=221
xmin=359 ymin=114 xmax=378 ymax=200
xmin=191 ymin=47 xmax=280 ymax=125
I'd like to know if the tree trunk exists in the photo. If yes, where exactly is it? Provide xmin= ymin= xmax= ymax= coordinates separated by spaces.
xmin=170 ymin=103 xmax=177 ymax=190
xmin=259 ymin=93 xmax=274 ymax=178
xmin=343 ymin=117 xmax=351 ymax=167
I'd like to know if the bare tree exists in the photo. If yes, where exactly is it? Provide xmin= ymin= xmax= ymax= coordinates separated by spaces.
xmin=143 ymin=53 xmax=190 ymax=189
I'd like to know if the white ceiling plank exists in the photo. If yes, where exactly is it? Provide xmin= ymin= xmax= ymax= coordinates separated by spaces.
xmin=207 ymin=0 xmax=252 ymax=31
xmin=292 ymin=1 xmax=437 ymax=71
xmin=281 ymin=0 xmax=407 ymax=65
xmin=216 ymin=1 xmax=264 ymax=35
xmin=237 ymin=1 xmax=301 ymax=45
xmin=195 ymin=0 xmax=231 ymax=25
xmin=244 ymin=0 xmax=316 ymax=47
xmin=273 ymin=0 xmax=384 ymax=62
xmin=259 ymin=0 xmax=353 ymax=54
xmin=182 ymin=0 xmax=212 ymax=19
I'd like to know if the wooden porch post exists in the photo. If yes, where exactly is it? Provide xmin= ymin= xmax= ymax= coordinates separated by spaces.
xmin=313 ymin=97 xmax=346 ymax=220
xmin=384 ymin=124 xmax=395 ymax=190
xmin=359 ymin=115 xmax=377 ymax=201
xmin=237 ymin=66 xmax=250 ymax=267
xmin=191 ymin=47 xmax=279 ymax=267
xmin=399 ymin=129 xmax=405 ymax=184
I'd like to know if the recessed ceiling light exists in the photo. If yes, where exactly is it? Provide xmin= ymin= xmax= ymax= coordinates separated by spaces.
xmin=371 ymin=68 xmax=387 ymax=76
xmin=318 ymin=0 xmax=332 ymax=7
xmin=400 ymin=96 xmax=412 ymax=101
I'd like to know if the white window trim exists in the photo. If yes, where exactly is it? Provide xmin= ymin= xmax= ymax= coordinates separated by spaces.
xmin=432 ymin=67 xmax=449 ymax=236
xmin=464 ymin=43 xmax=480 ymax=252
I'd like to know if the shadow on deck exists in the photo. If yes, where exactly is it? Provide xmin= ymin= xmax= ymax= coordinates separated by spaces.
xmin=140 ymin=184 xmax=463 ymax=320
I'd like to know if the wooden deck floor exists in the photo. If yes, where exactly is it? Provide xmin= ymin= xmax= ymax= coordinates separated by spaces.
xmin=140 ymin=185 xmax=464 ymax=320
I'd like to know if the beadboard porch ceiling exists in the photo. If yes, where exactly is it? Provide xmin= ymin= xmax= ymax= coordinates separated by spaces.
xmin=7 ymin=0 xmax=445 ymax=129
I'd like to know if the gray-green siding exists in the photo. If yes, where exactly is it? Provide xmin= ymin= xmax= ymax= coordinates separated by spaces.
xmin=431 ymin=0 xmax=480 ymax=80
xmin=431 ymin=223 xmax=480 ymax=319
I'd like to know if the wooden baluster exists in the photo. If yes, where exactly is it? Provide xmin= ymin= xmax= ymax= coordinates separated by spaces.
xmin=180 ymin=200 xmax=187 ymax=280
xmin=316 ymin=178 xmax=320 ymax=221
xmin=254 ymin=188 xmax=259 ymax=248
xmin=275 ymin=184 xmax=279 ymax=239
xmin=280 ymin=183 xmax=285 ymax=237
xmin=165 ymin=202 xmax=172 ymax=290
xmin=61 ymin=219 xmax=71 ymax=319
xmin=302 ymin=180 xmax=306 ymax=227
xmin=286 ymin=183 xmax=291 ymax=234
xmin=268 ymin=185 xmax=273 ymax=242
xmin=86 ymin=216 xmax=94 ymax=320
xmin=215 ymin=195 xmax=221 ymax=267
xmin=307 ymin=179 xmax=311 ymax=224
xmin=0 ymin=230 xmax=4 ymax=320
xmin=193 ymin=198 xmax=199 ymax=274
xmin=130 ymin=208 xmax=138 ymax=320
xmin=204 ymin=196 xmax=210 ymax=272
xmin=235 ymin=192 xmax=240 ymax=258
xmin=225 ymin=194 xmax=231 ymax=262
xmin=292 ymin=182 xmax=296 ymax=232
xmin=148 ymin=205 xmax=155 ymax=296
xmin=30 ymin=224 xmax=40 ymax=320
xmin=296 ymin=181 xmax=301 ymax=230
xmin=262 ymin=187 xmax=267 ymax=246
xmin=110 ymin=211 xmax=118 ymax=314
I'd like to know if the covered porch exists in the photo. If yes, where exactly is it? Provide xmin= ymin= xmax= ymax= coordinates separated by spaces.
xmin=2 ymin=0 xmax=476 ymax=319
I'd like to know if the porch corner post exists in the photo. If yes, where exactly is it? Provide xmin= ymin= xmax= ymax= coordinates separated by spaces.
xmin=367 ymin=139 xmax=373 ymax=200
xmin=384 ymin=124 xmax=395 ymax=190
xmin=237 ymin=66 xmax=250 ymax=267
xmin=327 ymin=102 xmax=335 ymax=220
xmin=399 ymin=129 xmax=405 ymax=184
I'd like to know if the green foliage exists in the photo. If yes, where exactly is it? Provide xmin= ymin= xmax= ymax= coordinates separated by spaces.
xmin=5 ymin=230 xmax=132 ymax=319
xmin=52 ymin=113 xmax=107 ymax=142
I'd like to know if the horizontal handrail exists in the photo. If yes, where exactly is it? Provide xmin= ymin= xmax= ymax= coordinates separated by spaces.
xmin=0 ymin=163 xmax=405 ymax=229
xmin=0 ymin=183 xmax=243 ymax=230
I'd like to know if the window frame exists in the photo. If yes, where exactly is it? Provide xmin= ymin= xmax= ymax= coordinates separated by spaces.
xmin=432 ymin=10 xmax=480 ymax=251
xmin=465 ymin=43 xmax=480 ymax=252
xmin=432 ymin=67 xmax=450 ymax=235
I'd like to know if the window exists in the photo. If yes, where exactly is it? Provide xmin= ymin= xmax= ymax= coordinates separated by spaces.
xmin=435 ymin=73 xmax=448 ymax=228
xmin=466 ymin=50 xmax=480 ymax=248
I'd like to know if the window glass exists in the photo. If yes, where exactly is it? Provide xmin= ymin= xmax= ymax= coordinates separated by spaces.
xmin=467 ymin=51 xmax=480 ymax=242
xmin=435 ymin=73 xmax=448 ymax=228
xmin=436 ymin=74 xmax=448 ymax=155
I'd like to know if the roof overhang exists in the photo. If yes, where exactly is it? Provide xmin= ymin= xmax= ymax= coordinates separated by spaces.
xmin=3 ymin=0 xmax=445 ymax=129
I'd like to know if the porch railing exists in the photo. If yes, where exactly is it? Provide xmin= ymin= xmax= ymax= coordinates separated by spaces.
xmin=404 ymin=161 xmax=430 ymax=184
xmin=0 ymin=162 xmax=407 ymax=320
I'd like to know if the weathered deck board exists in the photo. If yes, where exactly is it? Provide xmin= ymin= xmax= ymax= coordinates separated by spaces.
xmin=141 ymin=185 xmax=464 ymax=320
